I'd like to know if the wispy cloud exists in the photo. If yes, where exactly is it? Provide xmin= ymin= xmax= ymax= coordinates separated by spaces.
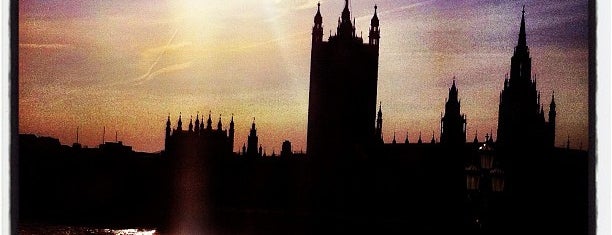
xmin=19 ymin=43 xmax=72 ymax=49
xmin=132 ymin=28 xmax=180 ymax=84
xmin=133 ymin=61 xmax=194 ymax=86
xmin=295 ymin=0 xmax=321 ymax=10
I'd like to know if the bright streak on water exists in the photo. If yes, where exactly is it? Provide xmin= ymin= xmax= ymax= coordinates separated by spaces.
xmin=106 ymin=228 xmax=157 ymax=235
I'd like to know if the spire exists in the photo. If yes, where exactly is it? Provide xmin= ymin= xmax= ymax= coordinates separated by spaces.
xmin=206 ymin=111 xmax=212 ymax=130
xmin=195 ymin=112 xmax=200 ymax=131
xmin=449 ymin=78 xmax=458 ymax=101
xmin=371 ymin=4 xmax=379 ymax=27
xmin=405 ymin=132 xmax=409 ymax=144
xmin=177 ymin=113 xmax=183 ymax=131
xmin=314 ymin=2 xmax=322 ymax=24
xmin=431 ymin=131 xmax=436 ymax=144
xmin=217 ymin=115 xmax=223 ymax=130
xmin=392 ymin=132 xmax=397 ymax=144
xmin=251 ymin=117 xmax=256 ymax=131
xmin=473 ymin=130 xmax=479 ymax=143
xmin=551 ymin=91 xmax=556 ymax=107
xmin=418 ymin=131 xmax=422 ymax=144
xmin=342 ymin=0 xmax=350 ymax=22
xmin=188 ymin=115 xmax=193 ymax=132
xmin=518 ymin=5 xmax=527 ymax=48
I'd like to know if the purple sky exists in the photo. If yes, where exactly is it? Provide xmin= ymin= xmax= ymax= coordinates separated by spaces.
xmin=18 ymin=0 xmax=589 ymax=152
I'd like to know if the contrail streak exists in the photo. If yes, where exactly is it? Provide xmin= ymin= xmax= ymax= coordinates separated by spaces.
xmin=134 ymin=28 xmax=180 ymax=84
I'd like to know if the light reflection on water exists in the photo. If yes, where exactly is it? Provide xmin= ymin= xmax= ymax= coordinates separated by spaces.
xmin=19 ymin=224 xmax=156 ymax=235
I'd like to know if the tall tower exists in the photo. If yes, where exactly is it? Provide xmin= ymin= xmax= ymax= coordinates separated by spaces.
xmin=369 ymin=5 xmax=380 ymax=46
xmin=440 ymin=79 xmax=467 ymax=145
xmin=306 ymin=1 xmax=380 ymax=159
xmin=247 ymin=118 xmax=259 ymax=157
xmin=497 ymin=6 xmax=554 ymax=149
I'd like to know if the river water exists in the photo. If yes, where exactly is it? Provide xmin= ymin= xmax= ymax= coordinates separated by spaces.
xmin=18 ymin=224 xmax=157 ymax=235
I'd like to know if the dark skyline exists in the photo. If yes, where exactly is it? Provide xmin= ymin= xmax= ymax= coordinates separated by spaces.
xmin=12 ymin=1 xmax=595 ymax=234
xmin=18 ymin=0 xmax=589 ymax=153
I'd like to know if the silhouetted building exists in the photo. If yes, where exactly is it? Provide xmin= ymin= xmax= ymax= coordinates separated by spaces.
xmin=307 ymin=1 xmax=380 ymax=160
xmin=281 ymin=140 xmax=292 ymax=158
xmin=440 ymin=79 xmax=467 ymax=146
xmin=496 ymin=7 xmax=555 ymax=150
xmin=17 ymin=5 xmax=589 ymax=235
xmin=247 ymin=119 xmax=260 ymax=157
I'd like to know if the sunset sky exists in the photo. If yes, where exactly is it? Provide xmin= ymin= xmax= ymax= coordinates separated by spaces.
xmin=18 ymin=0 xmax=589 ymax=153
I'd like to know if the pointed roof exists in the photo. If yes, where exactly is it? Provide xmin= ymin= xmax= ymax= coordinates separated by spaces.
xmin=217 ymin=114 xmax=223 ymax=130
xmin=341 ymin=0 xmax=351 ymax=22
xmin=517 ymin=5 xmax=527 ymax=48
xmin=551 ymin=91 xmax=556 ymax=107
xmin=449 ymin=78 xmax=458 ymax=101
xmin=177 ymin=112 xmax=183 ymax=128
xmin=314 ymin=2 xmax=322 ymax=25
xmin=206 ymin=110 xmax=212 ymax=129
xmin=371 ymin=5 xmax=379 ymax=27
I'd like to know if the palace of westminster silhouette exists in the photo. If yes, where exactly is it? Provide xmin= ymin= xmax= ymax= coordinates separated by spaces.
xmin=18 ymin=1 xmax=589 ymax=234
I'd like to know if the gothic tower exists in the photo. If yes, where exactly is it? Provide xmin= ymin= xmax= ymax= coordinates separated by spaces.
xmin=440 ymin=79 xmax=467 ymax=145
xmin=306 ymin=1 xmax=380 ymax=159
xmin=247 ymin=119 xmax=259 ymax=157
xmin=497 ymin=6 xmax=555 ymax=149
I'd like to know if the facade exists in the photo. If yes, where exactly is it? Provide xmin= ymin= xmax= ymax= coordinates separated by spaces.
xmin=496 ymin=7 xmax=556 ymax=150
xmin=164 ymin=112 xmax=235 ymax=156
xmin=306 ymin=1 xmax=380 ymax=160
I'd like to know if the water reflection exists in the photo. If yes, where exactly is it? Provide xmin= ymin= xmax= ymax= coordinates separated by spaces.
xmin=19 ymin=224 xmax=156 ymax=235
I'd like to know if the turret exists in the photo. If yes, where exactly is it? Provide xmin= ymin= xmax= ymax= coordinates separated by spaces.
xmin=247 ymin=118 xmax=259 ymax=157
xmin=368 ymin=5 xmax=380 ymax=46
xmin=418 ymin=131 xmax=422 ymax=144
xmin=206 ymin=111 xmax=212 ymax=130
xmin=312 ymin=2 xmax=323 ymax=44
xmin=217 ymin=115 xmax=223 ymax=131
xmin=229 ymin=114 xmax=235 ymax=152
xmin=337 ymin=0 xmax=355 ymax=39
xmin=177 ymin=113 xmax=183 ymax=131
xmin=165 ymin=115 xmax=171 ymax=137
xmin=188 ymin=116 xmax=193 ymax=132
xmin=194 ymin=112 xmax=200 ymax=133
